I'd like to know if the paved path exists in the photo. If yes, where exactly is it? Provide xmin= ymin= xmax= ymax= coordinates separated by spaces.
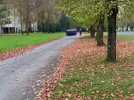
xmin=117 ymin=32 xmax=134 ymax=35
xmin=0 ymin=36 xmax=76 ymax=100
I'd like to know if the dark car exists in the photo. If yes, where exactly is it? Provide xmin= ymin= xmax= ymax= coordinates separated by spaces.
xmin=65 ymin=29 xmax=77 ymax=36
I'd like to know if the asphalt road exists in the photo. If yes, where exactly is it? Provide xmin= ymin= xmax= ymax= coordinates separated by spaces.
xmin=0 ymin=36 xmax=76 ymax=100
xmin=117 ymin=32 xmax=134 ymax=35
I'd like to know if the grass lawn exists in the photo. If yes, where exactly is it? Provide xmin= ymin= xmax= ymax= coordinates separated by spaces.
xmin=52 ymin=36 xmax=134 ymax=100
xmin=0 ymin=32 xmax=65 ymax=53
xmin=117 ymin=35 xmax=134 ymax=41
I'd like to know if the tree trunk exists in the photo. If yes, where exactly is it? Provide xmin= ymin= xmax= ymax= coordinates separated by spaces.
xmin=25 ymin=13 xmax=32 ymax=35
xmin=25 ymin=21 xmax=31 ymax=35
xmin=20 ymin=17 xmax=23 ymax=34
xmin=90 ymin=25 xmax=96 ymax=38
xmin=107 ymin=6 xmax=118 ymax=62
xmin=96 ymin=15 xmax=105 ymax=46
xmin=25 ymin=0 xmax=31 ymax=35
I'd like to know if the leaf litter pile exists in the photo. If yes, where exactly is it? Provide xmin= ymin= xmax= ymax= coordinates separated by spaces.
xmin=0 ymin=46 xmax=34 ymax=61
xmin=39 ymin=37 xmax=134 ymax=100
xmin=0 ymin=43 xmax=46 ymax=61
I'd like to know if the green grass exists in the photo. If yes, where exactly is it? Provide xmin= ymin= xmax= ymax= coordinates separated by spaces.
xmin=53 ymin=56 xmax=134 ymax=100
xmin=52 ymin=37 xmax=134 ymax=100
xmin=117 ymin=35 xmax=134 ymax=41
xmin=104 ymin=32 xmax=134 ymax=41
xmin=0 ymin=32 xmax=65 ymax=53
xmin=53 ymin=57 xmax=134 ymax=100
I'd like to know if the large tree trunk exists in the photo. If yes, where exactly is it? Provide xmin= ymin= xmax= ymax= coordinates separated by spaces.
xmin=107 ymin=6 xmax=118 ymax=62
xmin=90 ymin=25 xmax=96 ymax=38
xmin=96 ymin=15 xmax=105 ymax=46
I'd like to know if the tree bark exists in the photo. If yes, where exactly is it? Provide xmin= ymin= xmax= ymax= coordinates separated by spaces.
xmin=96 ymin=15 xmax=105 ymax=46
xmin=90 ymin=25 xmax=96 ymax=38
xmin=107 ymin=6 xmax=118 ymax=62
xmin=25 ymin=0 xmax=31 ymax=35
xmin=25 ymin=19 xmax=31 ymax=35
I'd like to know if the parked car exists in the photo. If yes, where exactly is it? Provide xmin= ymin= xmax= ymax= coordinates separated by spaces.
xmin=65 ymin=29 xmax=77 ymax=36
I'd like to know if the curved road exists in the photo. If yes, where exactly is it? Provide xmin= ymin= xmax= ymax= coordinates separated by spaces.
xmin=0 ymin=36 xmax=76 ymax=100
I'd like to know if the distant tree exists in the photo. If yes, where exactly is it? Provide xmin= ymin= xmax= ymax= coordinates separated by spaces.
xmin=58 ymin=0 xmax=134 ymax=62
xmin=0 ymin=0 xmax=9 ymax=27
xmin=58 ymin=0 xmax=105 ymax=41
xmin=59 ymin=13 xmax=71 ymax=31
xmin=117 ymin=1 xmax=134 ymax=31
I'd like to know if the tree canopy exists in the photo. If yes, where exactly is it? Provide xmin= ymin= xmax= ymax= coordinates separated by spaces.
xmin=0 ymin=0 xmax=9 ymax=26
xmin=58 ymin=0 xmax=134 ymax=62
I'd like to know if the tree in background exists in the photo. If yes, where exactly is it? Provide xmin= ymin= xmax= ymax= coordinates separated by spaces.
xmin=0 ymin=0 xmax=10 ymax=29
xmin=58 ymin=0 xmax=105 ymax=44
xmin=117 ymin=1 xmax=134 ymax=31
xmin=96 ymin=14 xmax=105 ymax=46
xmin=2 ymin=0 xmax=77 ymax=33
xmin=58 ymin=0 xmax=134 ymax=62
xmin=59 ymin=13 xmax=70 ymax=31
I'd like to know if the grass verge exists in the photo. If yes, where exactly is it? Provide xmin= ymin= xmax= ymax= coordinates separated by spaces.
xmin=52 ymin=37 xmax=134 ymax=100
xmin=0 ymin=32 xmax=65 ymax=53
xmin=117 ymin=35 xmax=134 ymax=41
